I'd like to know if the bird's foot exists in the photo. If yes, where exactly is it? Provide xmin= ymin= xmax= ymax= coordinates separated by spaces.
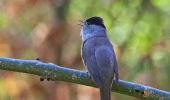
xmin=112 ymin=79 xmax=119 ymax=85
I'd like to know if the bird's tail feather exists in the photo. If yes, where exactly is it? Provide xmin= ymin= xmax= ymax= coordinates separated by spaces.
xmin=100 ymin=86 xmax=111 ymax=100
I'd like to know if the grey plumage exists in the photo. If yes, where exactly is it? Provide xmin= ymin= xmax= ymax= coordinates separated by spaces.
xmin=81 ymin=17 xmax=118 ymax=100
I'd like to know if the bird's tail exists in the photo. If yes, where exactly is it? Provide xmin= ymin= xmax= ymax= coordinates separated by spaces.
xmin=100 ymin=86 xmax=111 ymax=100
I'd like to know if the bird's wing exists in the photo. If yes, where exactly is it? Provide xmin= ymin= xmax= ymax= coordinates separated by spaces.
xmin=85 ymin=46 xmax=118 ymax=87
xmin=86 ymin=55 xmax=103 ymax=87
xmin=94 ymin=46 xmax=116 ymax=84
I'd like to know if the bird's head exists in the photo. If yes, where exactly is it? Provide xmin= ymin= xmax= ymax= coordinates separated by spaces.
xmin=80 ymin=16 xmax=106 ymax=41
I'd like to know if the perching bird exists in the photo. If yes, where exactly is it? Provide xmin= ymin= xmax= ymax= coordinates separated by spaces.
xmin=80 ymin=17 xmax=118 ymax=100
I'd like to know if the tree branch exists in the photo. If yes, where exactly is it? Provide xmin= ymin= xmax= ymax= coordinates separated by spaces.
xmin=0 ymin=57 xmax=169 ymax=100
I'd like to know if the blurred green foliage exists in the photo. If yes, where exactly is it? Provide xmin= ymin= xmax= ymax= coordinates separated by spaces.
xmin=0 ymin=0 xmax=170 ymax=100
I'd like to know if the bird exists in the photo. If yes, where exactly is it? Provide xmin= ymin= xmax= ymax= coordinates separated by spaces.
xmin=80 ymin=16 xmax=119 ymax=100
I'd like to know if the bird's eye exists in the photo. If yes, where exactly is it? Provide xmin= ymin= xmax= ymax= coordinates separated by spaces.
xmin=85 ymin=22 xmax=89 ymax=25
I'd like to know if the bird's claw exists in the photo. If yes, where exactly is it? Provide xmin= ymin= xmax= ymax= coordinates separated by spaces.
xmin=112 ymin=79 xmax=119 ymax=85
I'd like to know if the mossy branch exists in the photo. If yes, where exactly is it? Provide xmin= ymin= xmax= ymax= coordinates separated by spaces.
xmin=0 ymin=57 xmax=169 ymax=100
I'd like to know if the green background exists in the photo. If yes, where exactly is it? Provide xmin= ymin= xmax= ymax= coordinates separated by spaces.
xmin=0 ymin=0 xmax=170 ymax=100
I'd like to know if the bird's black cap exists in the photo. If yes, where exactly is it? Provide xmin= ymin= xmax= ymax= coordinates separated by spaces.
xmin=86 ymin=17 xmax=106 ymax=29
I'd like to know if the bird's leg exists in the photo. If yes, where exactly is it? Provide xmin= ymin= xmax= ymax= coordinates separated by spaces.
xmin=114 ymin=73 xmax=119 ymax=84
xmin=112 ymin=78 xmax=119 ymax=85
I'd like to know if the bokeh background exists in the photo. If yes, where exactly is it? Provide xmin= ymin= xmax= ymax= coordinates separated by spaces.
xmin=0 ymin=0 xmax=170 ymax=100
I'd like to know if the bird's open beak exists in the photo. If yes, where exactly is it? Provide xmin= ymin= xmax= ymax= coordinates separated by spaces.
xmin=77 ymin=20 xmax=84 ymax=26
